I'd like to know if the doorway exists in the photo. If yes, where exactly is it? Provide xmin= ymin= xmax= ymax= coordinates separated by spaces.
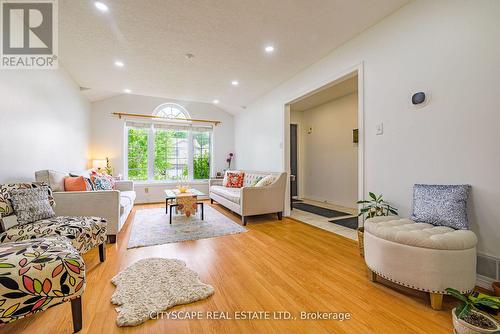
xmin=284 ymin=66 xmax=363 ymax=240
xmin=290 ymin=123 xmax=298 ymax=199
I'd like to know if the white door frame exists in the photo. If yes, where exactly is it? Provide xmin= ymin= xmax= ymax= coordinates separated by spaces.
xmin=283 ymin=62 xmax=365 ymax=222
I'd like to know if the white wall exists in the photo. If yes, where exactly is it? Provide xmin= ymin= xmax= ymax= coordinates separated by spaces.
xmin=90 ymin=94 xmax=234 ymax=203
xmin=0 ymin=69 xmax=90 ymax=183
xmin=234 ymin=1 xmax=500 ymax=258
xmin=292 ymin=93 xmax=358 ymax=208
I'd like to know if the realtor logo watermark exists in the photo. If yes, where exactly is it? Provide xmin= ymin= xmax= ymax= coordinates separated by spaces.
xmin=1 ymin=0 xmax=58 ymax=69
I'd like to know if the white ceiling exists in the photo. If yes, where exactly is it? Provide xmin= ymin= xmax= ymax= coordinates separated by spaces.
xmin=60 ymin=0 xmax=409 ymax=113
xmin=291 ymin=75 xmax=358 ymax=112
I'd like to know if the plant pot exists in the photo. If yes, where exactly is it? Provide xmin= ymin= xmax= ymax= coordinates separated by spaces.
xmin=452 ymin=308 xmax=500 ymax=334
xmin=357 ymin=227 xmax=364 ymax=257
xmin=493 ymin=282 xmax=500 ymax=297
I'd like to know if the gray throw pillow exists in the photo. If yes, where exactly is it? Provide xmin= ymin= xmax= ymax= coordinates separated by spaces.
xmin=9 ymin=187 xmax=56 ymax=225
xmin=411 ymin=184 xmax=470 ymax=230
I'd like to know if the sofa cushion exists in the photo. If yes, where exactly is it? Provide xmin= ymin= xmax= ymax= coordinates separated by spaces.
xmin=9 ymin=188 xmax=56 ymax=225
xmin=364 ymin=218 xmax=477 ymax=250
xmin=35 ymin=170 xmax=67 ymax=192
xmin=210 ymin=186 xmax=241 ymax=204
xmin=0 ymin=183 xmax=55 ymax=218
xmin=0 ymin=216 xmax=107 ymax=253
xmin=0 ymin=237 xmax=85 ymax=322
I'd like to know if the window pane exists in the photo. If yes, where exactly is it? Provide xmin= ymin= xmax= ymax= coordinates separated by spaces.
xmin=193 ymin=131 xmax=211 ymax=180
xmin=127 ymin=128 xmax=148 ymax=181
xmin=154 ymin=129 xmax=188 ymax=180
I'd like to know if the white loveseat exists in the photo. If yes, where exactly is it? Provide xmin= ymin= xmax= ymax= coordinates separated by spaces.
xmin=209 ymin=171 xmax=287 ymax=225
xmin=364 ymin=216 xmax=477 ymax=310
xmin=35 ymin=170 xmax=136 ymax=242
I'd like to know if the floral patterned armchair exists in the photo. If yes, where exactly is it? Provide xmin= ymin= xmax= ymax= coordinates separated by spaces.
xmin=0 ymin=237 xmax=85 ymax=332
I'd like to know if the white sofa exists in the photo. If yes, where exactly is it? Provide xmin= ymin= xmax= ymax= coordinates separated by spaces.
xmin=209 ymin=171 xmax=287 ymax=225
xmin=364 ymin=216 xmax=477 ymax=310
xmin=35 ymin=170 xmax=136 ymax=242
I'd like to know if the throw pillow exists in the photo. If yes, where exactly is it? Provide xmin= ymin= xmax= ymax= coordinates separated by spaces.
xmin=9 ymin=187 xmax=56 ymax=225
xmin=91 ymin=174 xmax=115 ymax=190
xmin=250 ymin=176 xmax=264 ymax=187
xmin=0 ymin=182 xmax=55 ymax=217
xmin=64 ymin=176 xmax=87 ymax=191
xmin=411 ymin=184 xmax=471 ymax=230
xmin=223 ymin=171 xmax=245 ymax=188
xmin=255 ymin=175 xmax=275 ymax=187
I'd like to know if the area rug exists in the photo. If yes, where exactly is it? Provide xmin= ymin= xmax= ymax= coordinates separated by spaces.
xmin=111 ymin=258 xmax=214 ymax=327
xmin=128 ymin=206 xmax=247 ymax=248
xmin=292 ymin=202 xmax=350 ymax=218
xmin=329 ymin=216 xmax=359 ymax=230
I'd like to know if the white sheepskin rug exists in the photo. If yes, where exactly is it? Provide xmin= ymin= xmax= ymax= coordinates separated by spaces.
xmin=111 ymin=258 xmax=214 ymax=326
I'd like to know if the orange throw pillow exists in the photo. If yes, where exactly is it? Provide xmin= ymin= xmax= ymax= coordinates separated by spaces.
xmin=224 ymin=171 xmax=244 ymax=188
xmin=64 ymin=176 xmax=86 ymax=191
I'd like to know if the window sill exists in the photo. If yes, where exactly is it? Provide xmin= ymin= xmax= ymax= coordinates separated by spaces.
xmin=133 ymin=180 xmax=209 ymax=187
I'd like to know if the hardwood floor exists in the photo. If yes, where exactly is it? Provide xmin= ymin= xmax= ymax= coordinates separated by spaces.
xmin=0 ymin=202 xmax=457 ymax=334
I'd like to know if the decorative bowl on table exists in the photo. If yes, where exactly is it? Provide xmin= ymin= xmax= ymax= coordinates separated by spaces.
xmin=177 ymin=185 xmax=188 ymax=193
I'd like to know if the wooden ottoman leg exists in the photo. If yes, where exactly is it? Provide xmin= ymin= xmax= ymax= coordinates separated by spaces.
xmin=71 ymin=297 xmax=83 ymax=333
xmin=430 ymin=293 xmax=443 ymax=310
xmin=368 ymin=269 xmax=377 ymax=282
xmin=99 ymin=243 xmax=106 ymax=262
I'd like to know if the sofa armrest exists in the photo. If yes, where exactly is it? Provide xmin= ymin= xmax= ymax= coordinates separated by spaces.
xmin=115 ymin=180 xmax=134 ymax=191
xmin=240 ymin=185 xmax=285 ymax=216
xmin=53 ymin=191 xmax=120 ymax=235
xmin=209 ymin=178 xmax=223 ymax=187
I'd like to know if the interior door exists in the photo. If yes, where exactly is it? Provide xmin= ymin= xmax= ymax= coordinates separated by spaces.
xmin=290 ymin=124 xmax=298 ymax=198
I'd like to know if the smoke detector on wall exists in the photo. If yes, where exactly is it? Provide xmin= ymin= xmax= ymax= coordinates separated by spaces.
xmin=410 ymin=91 xmax=430 ymax=109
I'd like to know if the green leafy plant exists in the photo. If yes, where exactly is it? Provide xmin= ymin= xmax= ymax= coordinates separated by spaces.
xmin=446 ymin=288 xmax=500 ymax=320
xmin=357 ymin=192 xmax=398 ymax=219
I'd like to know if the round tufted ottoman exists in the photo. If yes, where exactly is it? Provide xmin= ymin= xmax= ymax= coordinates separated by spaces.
xmin=0 ymin=237 xmax=85 ymax=332
xmin=364 ymin=216 xmax=477 ymax=310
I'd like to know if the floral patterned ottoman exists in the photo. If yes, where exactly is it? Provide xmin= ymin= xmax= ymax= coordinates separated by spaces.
xmin=0 ymin=237 xmax=85 ymax=332
xmin=0 ymin=216 xmax=107 ymax=254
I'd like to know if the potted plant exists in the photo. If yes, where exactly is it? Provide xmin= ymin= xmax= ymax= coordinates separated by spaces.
xmin=356 ymin=192 xmax=398 ymax=257
xmin=446 ymin=288 xmax=500 ymax=334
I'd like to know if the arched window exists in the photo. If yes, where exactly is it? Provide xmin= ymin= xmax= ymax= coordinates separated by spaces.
xmin=153 ymin=103 xmax=190 ymax=120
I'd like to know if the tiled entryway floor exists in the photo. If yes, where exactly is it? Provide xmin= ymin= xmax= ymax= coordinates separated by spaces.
xmin=290 ymin=198 xmax=358 ymax=240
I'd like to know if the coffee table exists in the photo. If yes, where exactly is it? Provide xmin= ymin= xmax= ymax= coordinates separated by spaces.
xmin=165 ymin=189 xmax=205 ymax=224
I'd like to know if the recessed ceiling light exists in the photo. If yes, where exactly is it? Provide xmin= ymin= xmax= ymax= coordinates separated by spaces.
xmin=114 ymin=60 xmax=124 ymax=67
xmin=124 ymin=89 xmax=131 ymax=94
xmin=94 ymin=2 xmax=109 ymax=12
xmin=213 ymin=99 xmax=219 ymax=104
xmin=264 ymin=45 xmax=275 ymax=53
xmin=231 ymin=80 xmax=239 ymax=86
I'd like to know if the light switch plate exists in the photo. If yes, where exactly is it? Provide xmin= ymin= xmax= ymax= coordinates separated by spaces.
xmin=376 ymin=123 xmax=383 ymax=135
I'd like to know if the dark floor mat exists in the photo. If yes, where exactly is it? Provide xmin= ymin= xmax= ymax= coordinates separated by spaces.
xmin=292 ymin=202 xmax=350 ymax=218
xmin=329 ymin=217 xmax=359 ymax=230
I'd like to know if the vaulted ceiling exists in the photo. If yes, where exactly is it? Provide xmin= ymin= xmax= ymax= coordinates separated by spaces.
xmin=60 ymin=0 xmax=409 ymax=113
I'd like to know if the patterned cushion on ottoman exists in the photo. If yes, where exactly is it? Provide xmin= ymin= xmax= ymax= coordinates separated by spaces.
xmin=0 ymin=216 xmax=107 ymax=254
xmin=0 ymin=237 xmax=85 ymax=323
